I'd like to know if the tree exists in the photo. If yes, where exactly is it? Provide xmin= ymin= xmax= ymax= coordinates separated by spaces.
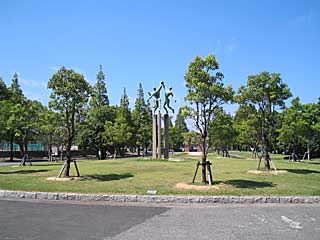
xmin=7 ymin=99 xmax=43 ymax=165
xmin=209 ymin=108 xmax=237 ymax=157
xmin=39 ymin=108 xmax=64 ymax=161
xmin=237 ymin=72 xmax=292 ymax=170
xmin=90 ymin=65 xmax=109 ymax=107
xmin=132 ymin=83 xmax=147 ymax=156
xmin=279 ymin=98 xmax=320 ymax=160
xmin=167 ymin=108 xmax=189 ymax=152
xmin=0 ymin=78 xmax=9 ymax=144
xmin=77 ymin=65 xmax=112 ymax=159
xmin=48 ymin=67 xmax=91 ymax=177
xmin=104 ymin=88 xmax=133 ymax=157
xmin=0 ymin=77 xmax=9 ymax=101
xmin=233 ymin=105 xmax=260 ymax=155
xmin=175 ymin=107 xmax=189 ymax=133
xmin=8 ymin=73 xmax=23 ymax=101
xmin=300 ymin=102 xmax=320 ymax=160
xmin=183 ymin=54 xmax=234 ymax=183
xmin=6 ymin=73 xmax=25 ymax=161
xmin=278 ymin=98 xmax=304 ymax=160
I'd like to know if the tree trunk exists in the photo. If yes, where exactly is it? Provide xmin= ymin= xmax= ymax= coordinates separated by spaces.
xmin=201 ymin=137 xmax=207 ymax=183
xmin=137 ymin=147 xmax=141 ymax=157
xmin=64 ymin=145 xmax=71 ymax=177
xmin=48 ymin=144 xmax=52 ymax=162
xmin=60 ymin=145 xmax=63 ymax=162
xmin=307 ymin=145 xmax=311 ymax=160
xmin=263 ymin=150 xmax=271 ymax=170
xmin=9 ymin=133 xmax=14 ymax=161
xmin=19 ymin=143 xmax=25 ymax=166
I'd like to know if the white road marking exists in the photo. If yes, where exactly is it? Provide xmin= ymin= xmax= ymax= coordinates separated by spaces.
xmin=252 ymin=214 xmax=266 ymax=223
xmin=281 ymin=216 xmax=303 ymax=230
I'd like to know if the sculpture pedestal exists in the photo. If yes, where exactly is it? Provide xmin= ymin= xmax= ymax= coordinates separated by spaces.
xmin=152 ymin=114 xmax=158 ymax=159
xmin=164 ymin=114 xmax=169 ymax=159
xmin=157 ymin=111 xmax=162 ymax=158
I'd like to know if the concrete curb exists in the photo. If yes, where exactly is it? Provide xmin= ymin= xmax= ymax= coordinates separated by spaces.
xmin=1 ymin=190 xmax=320 ymax=204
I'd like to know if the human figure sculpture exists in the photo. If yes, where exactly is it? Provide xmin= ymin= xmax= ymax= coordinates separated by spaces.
xmin=163 ymin=85 xmax=175 ymax=114
xmin=147 ymin=81 xmax=164 ymax=113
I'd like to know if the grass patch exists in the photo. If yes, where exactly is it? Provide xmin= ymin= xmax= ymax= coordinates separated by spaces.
xmin=0 ymin=152 xmax=319 ymax=196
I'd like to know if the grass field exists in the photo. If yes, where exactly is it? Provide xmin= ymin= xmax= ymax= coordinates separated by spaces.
xmin=0 ymin=152 xmax=319 ymax=196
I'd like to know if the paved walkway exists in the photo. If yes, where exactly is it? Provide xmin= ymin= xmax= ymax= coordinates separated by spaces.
xmin=1 ymin=199 xmax=319 ymax=240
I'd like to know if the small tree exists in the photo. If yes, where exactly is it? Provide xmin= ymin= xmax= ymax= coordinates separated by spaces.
xmin=209 ymin=108 xmax=237 ymax=157
xmin=78 ymin=65 xmax=111 ymax=159
xmin=237 ymin=72 xmax=292 ymax=170
xmin=233 ymin=105 xmax=260 ymax=155
xmin=48 ymin=67 xmax=91 ymax=177
xmin=183 ymin=54 xmax=233 ymax=183
xmin=132 ymin=83 xmax=147 ymax=156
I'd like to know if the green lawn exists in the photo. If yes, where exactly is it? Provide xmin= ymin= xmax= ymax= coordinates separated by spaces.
xmin=0 ymin=152 xmax=319 ymax=196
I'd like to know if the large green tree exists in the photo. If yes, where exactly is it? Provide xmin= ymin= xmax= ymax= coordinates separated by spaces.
xmin=169 ymin=107 xmax=189 ymax=151
xmin=6 ymin=73 xmax=25 ymax=160
xmin=278 ymin=98 xmax=320 ymax=160
xmin=237 ymin=72 xmax=292 ymax=170
xmin=90 ymin=65 xmax=109 ymax=107
xmin=105 ymin=88 xmax=133 ymax=157
xmin=7 ymin=99 xmax=43 ymax=165
xmin=209 ymin=108 xmax=237 ymax=157
xmin=48 ymin=67 xmax=91 ymax=177
xmin=132 ymin=83 xmax=147 ymax=156
xmin=183 ymin=54 xmax=234 ymax=183
xmin=78 ymin=65 xmax=112 ymax=159
xmin=233 ymin=105 xmax=260 ymax=155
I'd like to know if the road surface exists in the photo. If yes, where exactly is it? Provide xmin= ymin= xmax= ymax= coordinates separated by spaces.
xmin=0 ymin=199 xmax=319 ymax=240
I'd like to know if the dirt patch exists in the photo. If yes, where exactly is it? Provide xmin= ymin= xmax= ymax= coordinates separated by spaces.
xmin=168 ymin=158 xmax=185 ymax=162
xmin=247 ymin=170 xmax=288 ymax=175
xmin=176 ymin=182 xmax=225 ymax=191
xmin=187 ymin=152 xmax=202 ymax=156
xmin=46 ymin=177 xmax=82 ymax=181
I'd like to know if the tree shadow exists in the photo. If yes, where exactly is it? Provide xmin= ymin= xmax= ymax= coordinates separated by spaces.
xmin=284 ymin=169 xmax=320 ymax=174
xmin=223 ymin=179 xmax=276 ymax=189
xmin=0 ymin=170 xmax=49 ymax=175
xmin=85 ymin=173 xmax=134 ymax=182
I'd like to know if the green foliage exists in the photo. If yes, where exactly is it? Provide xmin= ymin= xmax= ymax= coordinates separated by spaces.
xmin=8 ymin=73 xmax=24 ymax=103
xmin=90 ymin=65 xmax=109 ymax=107
xmin=209 ymin=108 xmax=237 ymax=153
xmin=233 ymin=105 xmax=260 ymax=150
xmin=184 ymin=54 xmax=233 ymax=167
xmin=278 ymin=98 xmax=320 ymax=158
xmin=77 ymin=66 xmax=112 ymax=158
xmin=0 ymin=77 xmax=9 ymax=101
xmin=132 ymin=83 xmax=150 ymax=155
xmin=47 ymin=66 xmax=91 ymax=170
xmin=236 ymin=72 xmax=292 ymax=168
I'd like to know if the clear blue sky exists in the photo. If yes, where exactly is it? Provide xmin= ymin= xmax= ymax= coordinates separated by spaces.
xmin=1 ymin=0 xmax=319 ymax=114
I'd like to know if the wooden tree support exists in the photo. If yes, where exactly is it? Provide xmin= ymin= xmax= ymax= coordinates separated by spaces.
xmin=19 ymin=154 xmax=32 ymax=166
xmin=257 ymin=156 xmax=277 ymax=171
xmin=192 ymin=161 xmax=214 ymax=185
xmin=57 ymin=160 xmax=80 ymax=178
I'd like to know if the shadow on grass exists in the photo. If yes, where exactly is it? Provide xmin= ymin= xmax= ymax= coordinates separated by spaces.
xmin=223 ymin=179 xmax=276 ymax=189
xmin=284 ymin=169 xmax=320 ymax=174
xmin=0 ymin=169 xmax=49 ymax=175
xmin=85 ymin=173 xmax=134 ymax=182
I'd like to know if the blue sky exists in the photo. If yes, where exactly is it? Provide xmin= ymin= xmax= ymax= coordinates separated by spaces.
xmin=0 ymin=0 xmax=319 ymax=114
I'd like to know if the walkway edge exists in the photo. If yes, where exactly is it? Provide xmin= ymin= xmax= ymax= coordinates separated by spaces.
xmin=1 ymin=190 xmax=320 ymax=204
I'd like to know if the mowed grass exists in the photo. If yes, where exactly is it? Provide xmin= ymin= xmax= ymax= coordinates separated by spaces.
xmin=0 ymin=152 xmax=319 ymax=196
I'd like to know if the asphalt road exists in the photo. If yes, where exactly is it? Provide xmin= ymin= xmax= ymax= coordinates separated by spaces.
xmin=0 ymin=199 xmax=319 ymax=240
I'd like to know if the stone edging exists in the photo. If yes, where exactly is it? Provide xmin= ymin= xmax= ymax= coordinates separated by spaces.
xmin=1 ymin=190 xmax=320 ymax=204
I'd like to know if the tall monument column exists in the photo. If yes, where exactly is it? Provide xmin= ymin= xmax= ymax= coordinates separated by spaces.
xmin=157 ymin=111 xmax=162 ymax=158
xmin=164 ymin=114 xmax=169 ymax=159
xmin=152 ymin=114 xmax=158 ymax=159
